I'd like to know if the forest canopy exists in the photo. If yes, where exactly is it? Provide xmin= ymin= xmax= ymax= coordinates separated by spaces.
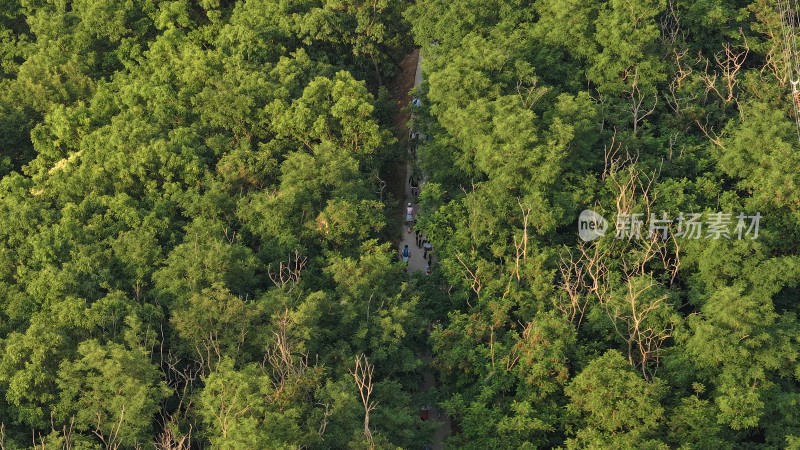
xmin=0 ymin=0 xmax=799 ymax=449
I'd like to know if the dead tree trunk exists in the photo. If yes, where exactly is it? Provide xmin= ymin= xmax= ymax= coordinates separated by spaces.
xmin=350 ymin=354 xmax=377 ymax=448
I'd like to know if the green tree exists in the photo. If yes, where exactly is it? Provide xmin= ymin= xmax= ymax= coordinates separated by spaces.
xmin=55 ymin=339 xmax=169 ymax=448
xmin=565 ymin=350 xmax=668 ymax=449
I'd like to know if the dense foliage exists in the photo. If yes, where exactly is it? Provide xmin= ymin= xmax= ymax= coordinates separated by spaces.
xmin=408 ymin=0 xmax=800 ymax=448
xmin=0 ymin=1 xmax=424 ymax=448
xmin=1 ymin=0 xmax=800 ymax=449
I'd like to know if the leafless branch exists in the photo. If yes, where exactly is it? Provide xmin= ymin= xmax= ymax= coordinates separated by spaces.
xmin=350 ymin=354 xmax=377 ymax=448
xmin=268 ymin=250 xmax=307 ymax=291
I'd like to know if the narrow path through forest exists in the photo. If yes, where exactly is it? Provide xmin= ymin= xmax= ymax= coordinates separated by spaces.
xmin=392 ymin=50 xmax=451 ymax=450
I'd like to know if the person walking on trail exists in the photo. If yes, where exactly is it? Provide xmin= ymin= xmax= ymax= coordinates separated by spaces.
xmin=415 ymin=230 xmax=421 ymax=248
xmin=401 ymin=244 xmax=410 ymax=264
xmin=406 ymin=203 xmax=415 ymax=233
xmin=409 ymin=176 xmax=420 ymax=198
xmin=423 ymin=240 xmax=432 ymax=259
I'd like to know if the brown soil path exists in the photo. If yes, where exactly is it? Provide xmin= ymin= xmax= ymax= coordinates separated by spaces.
xmin=388 ymin=50 xmax=451 ymax=450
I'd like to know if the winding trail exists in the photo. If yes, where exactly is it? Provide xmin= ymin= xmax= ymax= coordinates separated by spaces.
xmin=395 ymin=51 xmax=451 ymax=450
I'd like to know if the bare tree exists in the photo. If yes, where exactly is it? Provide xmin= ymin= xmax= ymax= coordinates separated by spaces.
xmin=30 ymin=419 xmax=77 ymax=450
xmin=601 ymin=129 xmax=640 ymax=181
xmin=82 ymin=407 xmax=125 ymax=450
xmin=606 ymin=271 xmax=675 ymax=380
xmin=665 ymin=49 xmax=699 ymax=114
xmin=556 ymin=241 xmax=613 ymax=330
xmin=373 ymin=170 xmax=387 ymax=201
xmin=511 ymin=198 xmax=531 ymax=282
xmin=623 ymin=67 xmax=658 ymax=135
xmin=350 ymin=354 xmax=377 ymax=448
xmin=268 ymin=250 xmax=307 ymax=291
xmin=694 ymin=116 xmax=725 ymax=148
xmin=659 ymin=0 xmax=683 ymax=48
xmin=263 ymin=309 xmax=311 ymax=400
xmin=155 ymin=421 xmax=191 ymax=450
xmin=317 ymin=402 xmax=333 ymax=438
xmin=158 ymin=327 xmax=201 ymax=445
xmin=699 ymin=37 xmax=749 ymax=105
xmin=515 ymin=76 xmax=551 ymax=109
xmin=558 ymin=163 xmax=681 ymax=379
xmin=455 ymin=252 xmax=482 ymax=307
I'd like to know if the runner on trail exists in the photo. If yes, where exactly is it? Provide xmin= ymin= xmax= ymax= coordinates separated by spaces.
xmin=402 ymin=244 xmax=410 ymax=263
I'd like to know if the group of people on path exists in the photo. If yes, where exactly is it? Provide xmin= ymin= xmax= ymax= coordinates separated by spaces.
xmin=402 ymin=201 xmax=434 ymax=274
xmin=416 ymin=231 xmax=433 ymax=259
xmin=401 ymin=98 xmax=434 ymax=274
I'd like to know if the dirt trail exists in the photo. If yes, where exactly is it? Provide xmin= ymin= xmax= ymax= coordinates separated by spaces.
xmin=389 ymin=50 xmax=451 ymax=450
xmin=384 ymin=50 xmax=419 ymax=206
